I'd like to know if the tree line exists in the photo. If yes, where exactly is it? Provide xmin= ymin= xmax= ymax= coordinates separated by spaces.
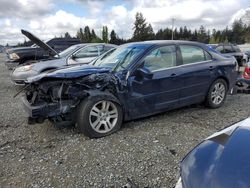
xmin=17 ymin=12 xmax=250 ymax=47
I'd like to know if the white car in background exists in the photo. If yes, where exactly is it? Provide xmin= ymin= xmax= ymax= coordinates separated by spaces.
xmin=11 ymin=43 xmax=117 ymax=85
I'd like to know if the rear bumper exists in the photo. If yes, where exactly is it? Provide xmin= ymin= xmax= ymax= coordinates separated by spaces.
xmin=21 ymin=96 xmax=75 ymax=122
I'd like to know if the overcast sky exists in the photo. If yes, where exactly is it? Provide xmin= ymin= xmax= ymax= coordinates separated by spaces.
xmin=0 ymin=0 xmax=249 ymax=45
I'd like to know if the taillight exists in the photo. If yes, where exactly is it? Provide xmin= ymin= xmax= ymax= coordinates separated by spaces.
xmin=243 ymin=66 xmax=250 ymax=79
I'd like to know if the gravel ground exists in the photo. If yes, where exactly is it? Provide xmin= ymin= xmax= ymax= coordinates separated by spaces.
xmin=0 ymin=53 xmax=250 ymax=188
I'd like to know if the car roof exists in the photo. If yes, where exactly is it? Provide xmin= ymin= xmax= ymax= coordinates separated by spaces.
xmin=72 ymin=43 xmax=117 ymax=48
xmin=125 ymin=40 xmax=208 ymax=47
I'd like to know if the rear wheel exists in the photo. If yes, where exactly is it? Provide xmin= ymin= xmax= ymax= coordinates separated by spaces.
xmin=77 ymin=97 xmax=122 ymax=138
xmin=206 ymin=79 xmax=227 ymax=108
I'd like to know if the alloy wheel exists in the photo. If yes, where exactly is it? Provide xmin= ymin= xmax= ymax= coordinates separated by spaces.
xmin=211 ymin=82 xmax=226 ymax=105
xmin=89 ymin=100 xmax=118 ymax=133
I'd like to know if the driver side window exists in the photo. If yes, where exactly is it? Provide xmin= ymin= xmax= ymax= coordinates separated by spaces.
xmin=143 ymin=45 xmax=177 ymax=72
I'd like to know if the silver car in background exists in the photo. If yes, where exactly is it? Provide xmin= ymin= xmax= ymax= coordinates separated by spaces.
xmin=11 ymin=43 xmax=117 ymax=84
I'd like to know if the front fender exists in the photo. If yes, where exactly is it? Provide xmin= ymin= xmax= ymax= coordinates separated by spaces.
xmin=85 ymin=90 xmax=121 ymax=106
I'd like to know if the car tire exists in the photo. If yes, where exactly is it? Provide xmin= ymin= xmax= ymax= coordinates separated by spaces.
xmin=76 ymin=97 xmax=123 ymax=138
xmin=205 ymin=79 xmax=228 ymax=108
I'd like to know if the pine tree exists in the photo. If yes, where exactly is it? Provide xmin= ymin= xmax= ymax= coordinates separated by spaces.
xmin=102 ymin=26 xmax=109 ymax=43
xmin=83 ymin=26 xmax=91 ymax=42
xmin=76 ymin=28 xmax=84 ymax=42
xmin=64 ymin=32 xmax=71 ymax=38
xmin=110 ymin=30 xmax=118 ymax=44
xmin=132 ymin=12 xmax=155 ymax=41
xmin=232 ymin=19 xmax=245 ymax=44
xmin=91 ymin=29 xmax=102 ymax=43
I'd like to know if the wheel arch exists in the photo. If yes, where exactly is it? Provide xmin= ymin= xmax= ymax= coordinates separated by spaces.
xmin=86 ymin=90 xmax=121 ymax=103
xmin=213 ymin=76 xmax=229 ymax=91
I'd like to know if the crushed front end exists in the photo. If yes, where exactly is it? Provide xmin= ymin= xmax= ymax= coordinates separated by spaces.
xmin=22 ymin=73 xmax=117 ymax=125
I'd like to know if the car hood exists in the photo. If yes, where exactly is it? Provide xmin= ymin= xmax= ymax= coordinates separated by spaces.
xmin=21 ymin=29 xmax=58 ymax=57
xmin=180 ymin=117 xmax=250 ymax=188
xmin=30 ymin=58 xmax=66 ymax=72
xmin=26 ymin=65 xmax=111 ymax=83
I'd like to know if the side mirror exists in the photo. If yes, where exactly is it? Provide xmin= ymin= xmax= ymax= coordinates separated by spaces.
xmin=136 ymin=67 xmax=153 ymax=79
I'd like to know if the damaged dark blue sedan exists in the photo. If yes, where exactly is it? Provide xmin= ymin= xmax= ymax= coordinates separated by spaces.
xmin=21 ymin=41 xmax=238 ymax=138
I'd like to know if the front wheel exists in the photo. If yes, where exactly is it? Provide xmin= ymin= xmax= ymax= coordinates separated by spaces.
xmin=77 ymin=98 xmax=123 ymax=138
xmin=205 ymin=79 xmax=228 ymax=108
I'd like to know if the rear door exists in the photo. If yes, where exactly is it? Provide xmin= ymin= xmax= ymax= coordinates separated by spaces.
xmin=126 ymin=45 xmax=183 ymax=118
xmin=178 ymin=44 xmax=215 ymax=105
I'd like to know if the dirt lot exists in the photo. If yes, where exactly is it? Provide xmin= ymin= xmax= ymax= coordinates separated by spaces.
xmin=1 ymin=53 xmax=250 ymax=188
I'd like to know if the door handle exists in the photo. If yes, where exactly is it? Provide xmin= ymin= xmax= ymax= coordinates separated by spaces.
xmin=170 ymin=73 xmax=177 ymax=79
xmin=209 ymin=66 xmax=214 ymax=71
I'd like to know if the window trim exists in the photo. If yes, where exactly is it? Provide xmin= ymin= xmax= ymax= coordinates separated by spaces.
xmin=150 ymin=59 xmax=213 ymax=73
xmin=129 ymin=44 xmax=214 ymax=76
xmin=179 ymin=44 xmax=213 ymax=66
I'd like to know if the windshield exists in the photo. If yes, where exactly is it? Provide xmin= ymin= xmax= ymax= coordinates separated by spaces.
xmin=92 ymin=48 xmax=116 ymax=66
xmin=57 ymin=45 xmax=81 ymax=58
xmin=95 ymin=44 xmax=146 ymax=71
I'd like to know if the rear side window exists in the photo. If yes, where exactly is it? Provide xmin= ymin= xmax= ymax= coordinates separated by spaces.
xmin=143 ymin=45 xmax=177 ymax=72
xmin=180 ymin=45 xmax=207 ymax=65
xmin=215 ymin=45 xmax=224 ymax=53
xmin=224 ymin=45 xmax=234 ymax=53
xmin=233 ymin=45 xmax=241 ymax=52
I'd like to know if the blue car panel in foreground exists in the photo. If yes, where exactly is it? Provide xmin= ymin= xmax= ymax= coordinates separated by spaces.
xmin=176 ymin=117 xmax=250 ymax=188
xmin=21 ymin=40 xmax=238 ymax=138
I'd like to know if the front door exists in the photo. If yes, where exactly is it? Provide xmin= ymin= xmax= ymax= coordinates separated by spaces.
xmin=126 ymin=45 xmax=183 ymax=119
